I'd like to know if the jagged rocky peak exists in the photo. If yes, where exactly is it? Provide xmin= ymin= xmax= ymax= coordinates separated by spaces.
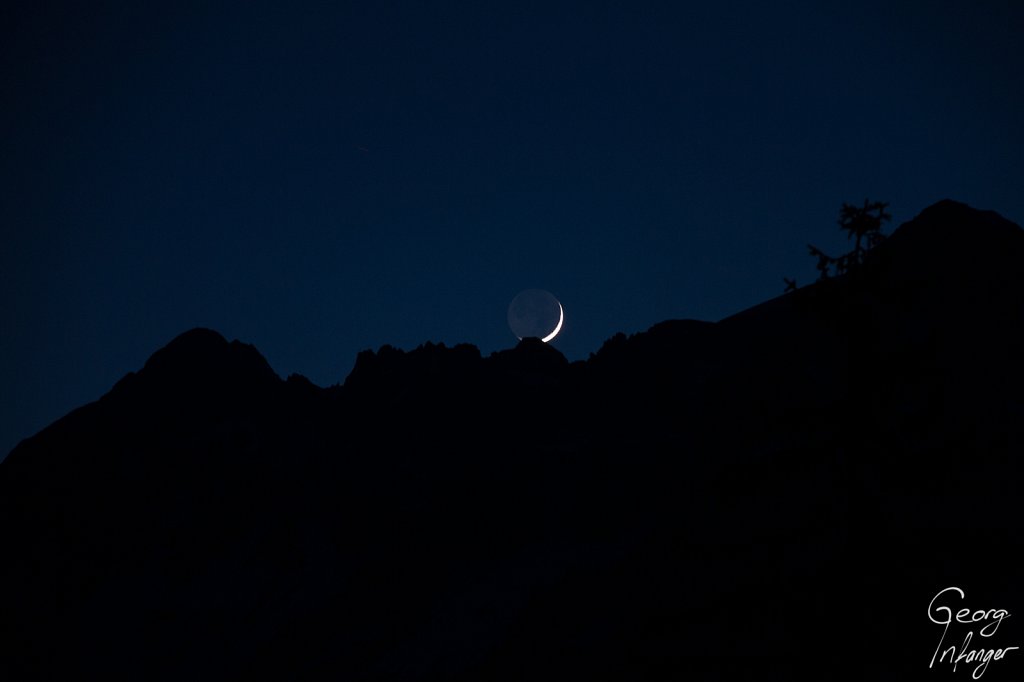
xmin=344 ymin=340 xmax=484 ymax=390
xmin=123 ymin=327 xmax=281 ymax=395
xmin=906 ymin=199 xmax=1021 ymax=239
xmin=868 ymin=199 xmax=1024 ymax=281
xmin=486 ymin=337 xmax=569 ymax=383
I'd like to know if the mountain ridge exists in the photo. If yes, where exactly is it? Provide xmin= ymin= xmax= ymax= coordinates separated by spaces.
xmin=2 ymin=198 xmax=1023 ymax=680
xmin=10 ymin=199 xmax=1018 ymax=449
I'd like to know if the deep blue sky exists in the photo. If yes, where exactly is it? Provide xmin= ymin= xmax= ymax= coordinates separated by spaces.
xmin=3 ymin=1 xmax=1022 ymax=459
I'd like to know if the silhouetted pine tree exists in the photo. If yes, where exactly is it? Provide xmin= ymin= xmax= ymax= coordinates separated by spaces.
xmin=790 ymin=200 xmax=891 ymax=287
xmin=839 ymin=199 xmax=890 ymax=267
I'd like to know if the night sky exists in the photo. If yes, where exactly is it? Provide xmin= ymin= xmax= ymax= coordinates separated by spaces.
xmin=3 ymin=1 xmax=1022 ymax=460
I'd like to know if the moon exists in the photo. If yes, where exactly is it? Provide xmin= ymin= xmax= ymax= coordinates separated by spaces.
xmin=507 ymin=289 xmax=564 ymax=343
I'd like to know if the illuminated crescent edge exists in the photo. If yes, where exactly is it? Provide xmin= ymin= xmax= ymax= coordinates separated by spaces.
xmin=541 ymin=302 xmax=564 ymax=343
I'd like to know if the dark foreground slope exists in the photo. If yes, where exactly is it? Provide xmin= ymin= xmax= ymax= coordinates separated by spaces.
xmin=2 ymin=200 xmax=1023 ymax=680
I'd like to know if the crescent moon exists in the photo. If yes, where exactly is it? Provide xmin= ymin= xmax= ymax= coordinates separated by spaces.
xmin=541 ymin=302 xmax=564 ymax=343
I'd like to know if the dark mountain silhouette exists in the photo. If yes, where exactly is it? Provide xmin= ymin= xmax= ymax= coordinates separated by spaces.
xmin=2 ymin=200 xmax=1023 ymax=680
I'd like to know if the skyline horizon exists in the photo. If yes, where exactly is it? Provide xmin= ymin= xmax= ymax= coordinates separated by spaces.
xmin=4 ymin=1 xmax=1022 ymax=462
